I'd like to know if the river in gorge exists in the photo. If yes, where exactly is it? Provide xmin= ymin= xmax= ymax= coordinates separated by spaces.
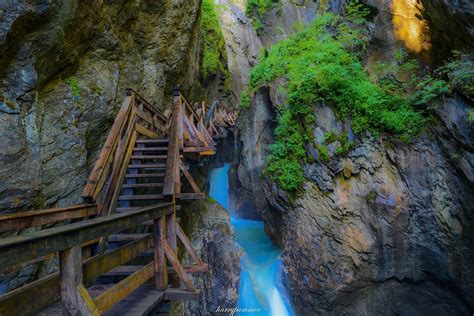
xmin=208 ymin=163 xmax=294 ymax=316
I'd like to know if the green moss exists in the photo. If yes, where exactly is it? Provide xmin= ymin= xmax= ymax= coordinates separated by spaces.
xmin=366 ymin=190 xmax=377 ymax=202
xmin=246 ymin=0 xmax=281 ymax=31
xmin=65 ymin=76 xmax=80 ymax=100
xmin=317 ymin=145 xmax=330 ymax=162
xmin=468 ymin=109 xmax=474 ymax=125
xmin=201 ymin=0 xmax=228 ymax=82
xmin=240 ymin=90 xmax=251 ymax=108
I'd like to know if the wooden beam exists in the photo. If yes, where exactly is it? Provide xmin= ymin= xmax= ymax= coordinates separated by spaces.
xmin=94 ymin=263 xmax=154 ymax=312
xmin=0 ymin=203 xmax=173 ymax=270
xmin=59 ymin=245 xmax=83 ymax=315
xmin=163 ymin=240 xmax=195 ymax=292
xmin=135 ymin=123 xmax=157 ymax=139
xmin=153 ymin=217 xmax=168 ymax=291
xmin=77 ymin=284 xmax=101 ymax=316
xmin=0 ymin=204 xmax=97 ymax=233
xmin=180 ymin=161 xmax=200 ymax=193
xmin=176 ymin=223 xmax=204 ymax=266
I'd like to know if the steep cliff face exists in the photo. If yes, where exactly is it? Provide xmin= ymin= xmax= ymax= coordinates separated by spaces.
xmin=223 ymin=0 xmax=474 ymax=314
xmin=0 ymin=0 xmax=202 ymax=214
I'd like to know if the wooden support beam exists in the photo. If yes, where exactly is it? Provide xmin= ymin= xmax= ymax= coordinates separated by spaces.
xmin=135 ymin=123 xmax=157 ymax=139
xmin=163 ymin=240 xmax=195 ymax=292
xmin=153 ymin=216 xmax=168 ymax=291
xmin=180 ymin=161 xmax=200 ymax=193
xmin=59 ymin=245 xmax=83 ymax=315
xmin=94 ymin=263 xmax=154 ymax=312
xmin=0 ymin=204 xmax=97 ymax=233
xmin=176 ymin=223 xmax=204 ymax=266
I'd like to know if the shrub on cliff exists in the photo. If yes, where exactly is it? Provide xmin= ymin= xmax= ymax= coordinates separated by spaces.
xmin=244 ymin=4 xmax=446 ymax=193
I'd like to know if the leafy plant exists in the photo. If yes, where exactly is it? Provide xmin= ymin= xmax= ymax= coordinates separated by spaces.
xmin=201 ymin=0 xmax=229 ymax=82
xmin=246 ymin=0 xmax=280 ymax=31
xmin=240 ymin=89 xmax=251 ymax=108
xmin=437 ymin=51 xmax=474 ymax=98
xmin=65 ymin=77 xmax=80 ymax=100
xmin=245 ymin=12 xmax=425 ymax=192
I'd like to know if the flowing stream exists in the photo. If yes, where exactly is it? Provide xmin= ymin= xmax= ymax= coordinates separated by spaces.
xmin=209 ymin=163 xmax=294 ymax=316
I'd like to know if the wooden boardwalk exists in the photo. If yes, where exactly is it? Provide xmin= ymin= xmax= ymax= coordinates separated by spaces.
xmin=0 ymin=88 xmax=236 ymax=315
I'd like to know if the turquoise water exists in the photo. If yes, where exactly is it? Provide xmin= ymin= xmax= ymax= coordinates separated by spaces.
xmin=209 ymin=163 xmax=294 ymax=316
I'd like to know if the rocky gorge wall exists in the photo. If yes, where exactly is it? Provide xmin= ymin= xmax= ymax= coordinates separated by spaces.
xmin=0 ymin=0 xmax=203 ymax=215
xmin=217 ymin=0 xmax=474 ymax=314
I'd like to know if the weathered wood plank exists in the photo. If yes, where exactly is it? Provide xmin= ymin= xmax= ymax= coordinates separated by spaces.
xmin=163 ymin=240 xmax=195 ymax=292
xmin=59 ymin=246 xmax=83 ymax=315
xmin=180 ymin=162 xmax=200 ymax=193
xmin=164 ymin=288 xmax=201 ymax=301
xmin=176 ymin=223 xmax=204 ymax=266
xmin=0 ymin=204 xmax=97 ymax=233
xmin=82 ymin=95 xmax=134 ymax=201
xmin=94 ymin=263 xmax=154 ymax=312
xmin=135 ymin=123 xmax=158 ymax=139
xmin=153 ymin=216 xmax=167 ymax=291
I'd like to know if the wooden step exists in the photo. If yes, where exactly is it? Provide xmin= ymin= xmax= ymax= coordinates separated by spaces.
xmin=108 ymin=234 xmax=150 ymax=242
xmin=128 ymin=163 xmax=166 ymax=169
xmin=136 ymin=139 xmax=169 ymax=144
xmin=103 ymin=284 xmax=165 ymax=316
xmin=122 ymin=183 xmax=164 ymax=189
xmin=130 ymin=155 xmax=168 ymax=160
xmin=118 ymin=194 xmax=164 ymax=201
xmin=133 ymin=147 xmax=168 ymax=152
xmin=101 ymin=264 xmax=208 ymax=277
xmin=116 ymin=205 xmax=180 ymax=213
xmin=165 ymin=288 xmax=201 ymax=301
xmin=125 ymin=173 xmax=165 ymax=179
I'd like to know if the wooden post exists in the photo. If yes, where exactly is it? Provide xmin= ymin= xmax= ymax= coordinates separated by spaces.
xmin=59 ymin=245 xmax=83 ymax=316
xmin=153 ymin=216 xmax=168 ymax=291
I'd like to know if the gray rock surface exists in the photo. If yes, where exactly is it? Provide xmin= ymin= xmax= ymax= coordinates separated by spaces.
xmin=172 ymin=199 xmax=242 ymax=316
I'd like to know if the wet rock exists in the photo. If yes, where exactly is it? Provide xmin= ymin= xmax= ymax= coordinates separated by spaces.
xmin=172 ymin=199 xmax=242 ymax=316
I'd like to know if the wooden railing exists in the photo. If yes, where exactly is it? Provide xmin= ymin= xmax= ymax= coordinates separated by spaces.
xmin=0 ymin=203 xmax=173 ymax=315
xmin=81 ymin=89 xmax=167 ymax=215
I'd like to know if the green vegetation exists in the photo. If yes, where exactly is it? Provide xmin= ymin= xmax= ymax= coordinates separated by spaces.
xmin=240 ymin=90 xmax=250 ymax=108
xmin=246 ymin=0 xmax=280 ymax=31
xmin=200 ymin=0 xmax=229 ymax=82
xmin=437 ymin=51 xmax=474 ymax=99
xmin=243 ymin=1 xmax=453 ymax=193
xmin=65 ymin=77 xmax=80 ymax=100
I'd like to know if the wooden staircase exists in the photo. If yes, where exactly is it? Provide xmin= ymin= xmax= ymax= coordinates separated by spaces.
xmin=0 ymin=88 xmax=236 ymax=316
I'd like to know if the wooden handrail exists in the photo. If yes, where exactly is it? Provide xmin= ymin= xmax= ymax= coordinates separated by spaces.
xmin=0 ymin=203 xmax=173 ymax=271
xmin=0 ymin=204 xmax=97 ymax=233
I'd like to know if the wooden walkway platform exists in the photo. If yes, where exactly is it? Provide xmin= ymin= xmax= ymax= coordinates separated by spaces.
xmin=0 ymin=88 xmax=236 ymax=315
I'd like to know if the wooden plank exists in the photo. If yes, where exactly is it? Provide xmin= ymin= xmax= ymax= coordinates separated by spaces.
xmin=104 ymin=284 xmax=165 ymax=316
xmin=125 ymin=173 xmax=165 ymax=179
xmin=128 ymin=163 xmax=166 ymax=169
xmin=106 ymin=131 xmax=137 ymax=215
xmin=136 ymin=139 xmax=169 ymax=144
xmin=77 ymin=284 xmax=101 ymax=316
xmin=180 ymin=161 xmax=200 ymax=193
xmin=136 ymin=109 xmax=154 ymax=125
xmin=121 ymin=183 xmax=164 ymax=189
xmin=118 ymin=195 xmax=164 ymax=201
xmin=165 ymin=288 xmax=201 ymax=301
xmin=94 ymin=263 xmax=154 ymax=312
xmin=176 ymin=223 xmax=204 ymax=266
xmin=0 ymin=203 xmax=173 ymax=270
xmin=153 ymin=216 xmax=167 ymax=291
xmin=163 ymin=89 xmax=182 ymax=201
xmin=0 ymin=204 xmax=97 ymax=233
xmin=107 ymin=234 xmax=150 ymax=242
xmin=133 ymin=147 xmax=168 ymax=152
xmin=59 ymin=245 xmax=83 ymax=315
xmin=135 ymin=123 xmax=157 ymax=139
xmin=130 ymin=155 xmax=168 ymax=160
xmin=163 ymin=240 xmax=195 ymax=292
xmin=82 ymin=95 xmax=134 ymax=201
